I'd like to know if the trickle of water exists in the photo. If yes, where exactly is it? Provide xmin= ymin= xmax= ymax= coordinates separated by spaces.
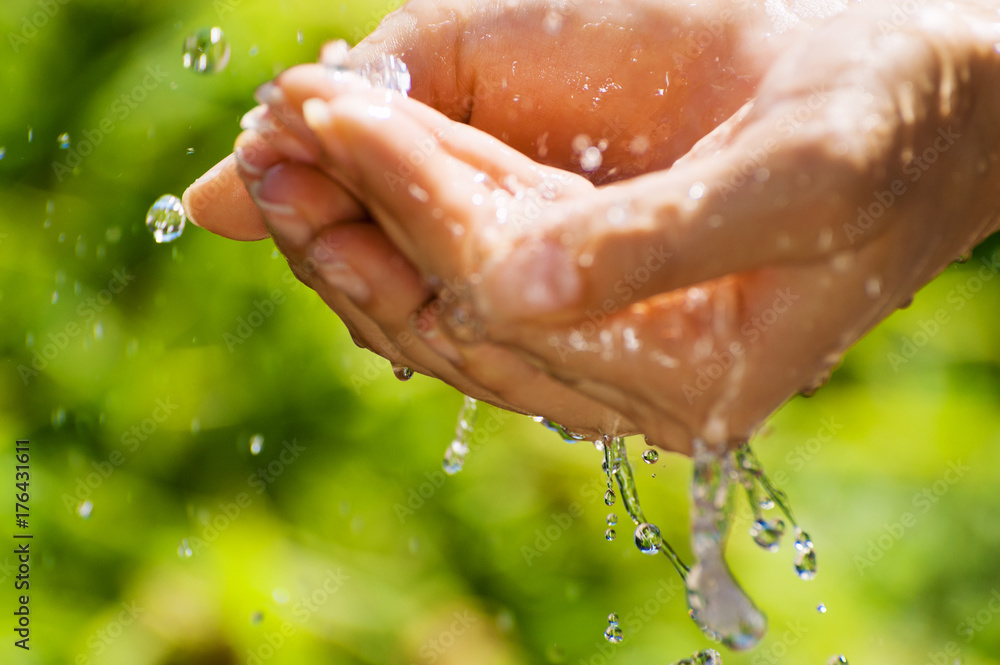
xmin=392 ymin=364 xmax=414 ymax=381
xmin=793 ymin=529 xmax=818 ymax=580
xmin=672 ymin=649 xmax=722 ymax=665
xmin=748 ymin=518 xmax=785 ymax=552
xmin=249 ymin=434 xmax=264 ymax=455
xmin=178 ymin=539 xmax=194 ymax=558
xmin=686 ymin=438 xmax=767 ymax=651
xmin=183 ymin=27 xmax=231 ymax=74
xmin=604 ymin=613 xmax=623 ymax=644
xmin=535 ymin=418 xmax=588 ymax=443
xmin=605 ymin=528 xmax=616 ymax=541
xmin=827 ymin=656 xmax=848 ymax=665
xmin=642 ymin=449 xmax=659 ymax=464
xmin=443 ymin=396 xmax=478 ymax=474
xmin=604 ymin=489 xmax=616 ymax=506
xmin=76 ymin=500 xmax=93 ymax=519
xmin=322 ymin=39 xmax=411 ymax=96
xmin=57 ymin=132 xmax=70 ymax=149
xmin=146 ymin=194 xmax=186 ymax=243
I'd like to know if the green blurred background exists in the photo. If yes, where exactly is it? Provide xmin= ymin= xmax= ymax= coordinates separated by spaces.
xmin=3 ymin=0 xmax=1000 ymax=663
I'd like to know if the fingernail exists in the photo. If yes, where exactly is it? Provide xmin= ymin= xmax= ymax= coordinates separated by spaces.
xmin=309 ymin=236 xmax=371 ymax=303
xmin=251 ymin=172 xmax=312 ymax=246
xmin=302 ymin=97 xmax=332 ymax=129
xmin=255 ymin=81 xmax=286 ymax=107
xmin=239 ymin=105 xmax=277 ymax=132
xmin=234 ymin=145 xmax=265 ymax=177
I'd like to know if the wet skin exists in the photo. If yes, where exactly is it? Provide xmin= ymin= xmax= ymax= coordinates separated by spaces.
xmin=183 ymin=0 xmax=1000 ymax=453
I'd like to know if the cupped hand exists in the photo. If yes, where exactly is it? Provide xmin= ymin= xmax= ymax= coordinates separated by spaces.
xmin=184 ymin=0 xmax=1000 ymax=452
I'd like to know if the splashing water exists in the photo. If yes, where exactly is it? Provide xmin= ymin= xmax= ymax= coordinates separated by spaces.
xmin=686 ymin=438 xmax=767 ymax=650
xmin=602 ymin=435 xmax=689 ymax=578
xmin=443 ymin=396 xmax=478 ymax=474
xmin=321 ymin=39 xmax=411 ymax=96
xmin=183 ymin=27 xmax=231 ymax=74
xmin=146 ymin=194 xmax=186 ymax=243
xmin=672 ymin=649 xmax=723 ymax=665
xmin=604 ymin=613 xmax=623 ymax=644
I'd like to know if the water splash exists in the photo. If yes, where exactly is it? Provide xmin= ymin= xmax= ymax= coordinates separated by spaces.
xmin=321 ymin=39 xmax=411 ymax=96
xmin=602 ymin=435 xmax=689 ymax=578
xmin=686 ymin=438 xmax=767 ymax=651
xmin=443 ymin=396 xmax=478 ymax=474
xmin=183 ymin=27 xmax=231 ymax=74
xmin=603 ymin=613 xmax=623 ymax=644
xmin=672 ymin=649 xmax=723 ymax=665
xmin=146 ymin=194 xmax=186 ymax=243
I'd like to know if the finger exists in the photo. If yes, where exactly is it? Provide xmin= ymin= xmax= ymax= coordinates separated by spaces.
xmin=181 ymin=154 xmax=269 ymax=241
xmin=300 ymin=91 xmax=592 ymax=281
xmin=474 ymin=9 xmax=969 ymax=323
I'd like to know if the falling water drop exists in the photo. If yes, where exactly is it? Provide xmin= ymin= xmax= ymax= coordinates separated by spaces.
xmin=392 ymin=364 xmax=414 ymax=381
xmin=443 ymin=396 xmax=478 ymax=474
xmin=818 ymin=603 xmax=828 ymax=614
xmin=604 ymin=613 xmax=623 ymax=644
xmin=605 ymin=528 xmax=616 ymax=541
xmin=604 ymin=489 xmax=616 ymax=506
xmin=177 ymin=539 xmax=194 ymax=558
xmin=606 ymin=513 xmax=617 ymax=526
xmin=634 ymin=523 xmax=663 ymax=555
xmin=672 ymin=649 xmax=722 ymax=665
xmin=827 ymin=656 xmax=848 ymax=665
xmin=145 ymin=194 xmax=187 ymax=243
xmin=748 ymin=518 xmax=785 ymax=552
xmin=642 ymin=449 xmax=659 ymax=464
xmin=249 ymin=434 xmax=264 ymax=456
xmin=183 ymin=27 xmax=231 ymax=74
xmin=76 ymin=500 xmax=93 ymax=519
xmin=51 ymin=407 xmax=66 ymax=428
xmin=793 ymin=529 xmax=818 ymax=580
xmin=250 ymin=611 xmax=264 ymax=625
xmin=0 ymin=146 xmax=6 ymax=159
xmin=57 ymin=133 xmax=70 ymax=149
xmin=296 ymin=29 xmax=305 ymax=44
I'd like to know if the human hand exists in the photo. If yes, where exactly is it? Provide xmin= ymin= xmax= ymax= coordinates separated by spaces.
xmin=184 ymin=0 xmax=1000 ymax=452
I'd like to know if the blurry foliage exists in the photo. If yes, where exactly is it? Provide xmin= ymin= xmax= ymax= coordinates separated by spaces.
xmin=2 ymin=0 xmax=1000 ymax=664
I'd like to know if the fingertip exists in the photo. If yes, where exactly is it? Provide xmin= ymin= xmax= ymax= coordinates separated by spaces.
xmin=182 ymin=154 xmax=270 ymax=241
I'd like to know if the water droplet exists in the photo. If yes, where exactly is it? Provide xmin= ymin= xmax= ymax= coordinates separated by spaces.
xmin=93 ymin=322 xmax=104 ymax=340
xmin=27 ymin=126 xmax=33 ymax=143
xmin=642 ymin=449 xmax=659 ymax=464
xmin=688 ymin=182 xmax=707 ymax=200
xmin=392 ymin=364 xmax=414 ymax=381
xmin=249 ymin=45 xmax=259 ymax=56
xmin=408 ymin=183 xmax=430 ymax=202
xmin=272 ymin=587 xmax=290 ymax=604
xmin=0 ymin=146 xmax=6 ymax=159
xmin=443 ymin=396 xmax=478 ymax=474
xmin=749 ymin=518 xmax=785 ymax=552
xmin=296 ymin=29 xmax=304 ymax=44
xmin=537 ymin=418 xmax=588 ymax=443
xmin=672 ymin=649 xmax=722 ymax=665
xmin=827 ymin=656 xmax=848 ymax=665
xmin=186 ymin=147 xmax=195 ymax=155
xmin=604 ymin=613 xmax=623 ymax=643
xmin=76 ymin=500 xmax=93 ymax=519
xmin=605 ymin=528 xmax=616 ymax=541
xmin=759 ymin=497 xmax=775 ymax=511
xmin=183 ymin=27 xmax=231 ymax=74
xmin=146 ymin=194 xmax=187 ymax=243
xmin=57 ymin=132 xmax=70 ymax=149
xmin=794 ymin=530 xmax=818 ymax=579
xmin=249 ymin=434 xmax=264 ymax=455
xmin=543 ymin=9 xmax=564 ymax=34
xmin=606 ymin=513 xmax=617 ymax=526
xmin=250 ymin=611 xmax=263 ymax=625
xmin=864 ymin=276 xmax=882 ymax=299
xmin=177 ymin=539 xmax=193 ymax=558
xmin=51 ymin=407 xmax=66 ymax=428
xmin=634 ymin=523 xmax=663 ymax=555
xmin=580 ymin=146 xmax=602 ymax=172
xmin=51 ymin=291 xmax=59 ymax=304
xmin=818 ymin=603 xmax=827 ymax=613
xmin=604 ymin=489 xmax=616 ymax=506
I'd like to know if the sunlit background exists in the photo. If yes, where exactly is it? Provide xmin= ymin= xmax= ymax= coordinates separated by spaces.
xmin=3 ymin=0 xmax=1000 ymax=663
